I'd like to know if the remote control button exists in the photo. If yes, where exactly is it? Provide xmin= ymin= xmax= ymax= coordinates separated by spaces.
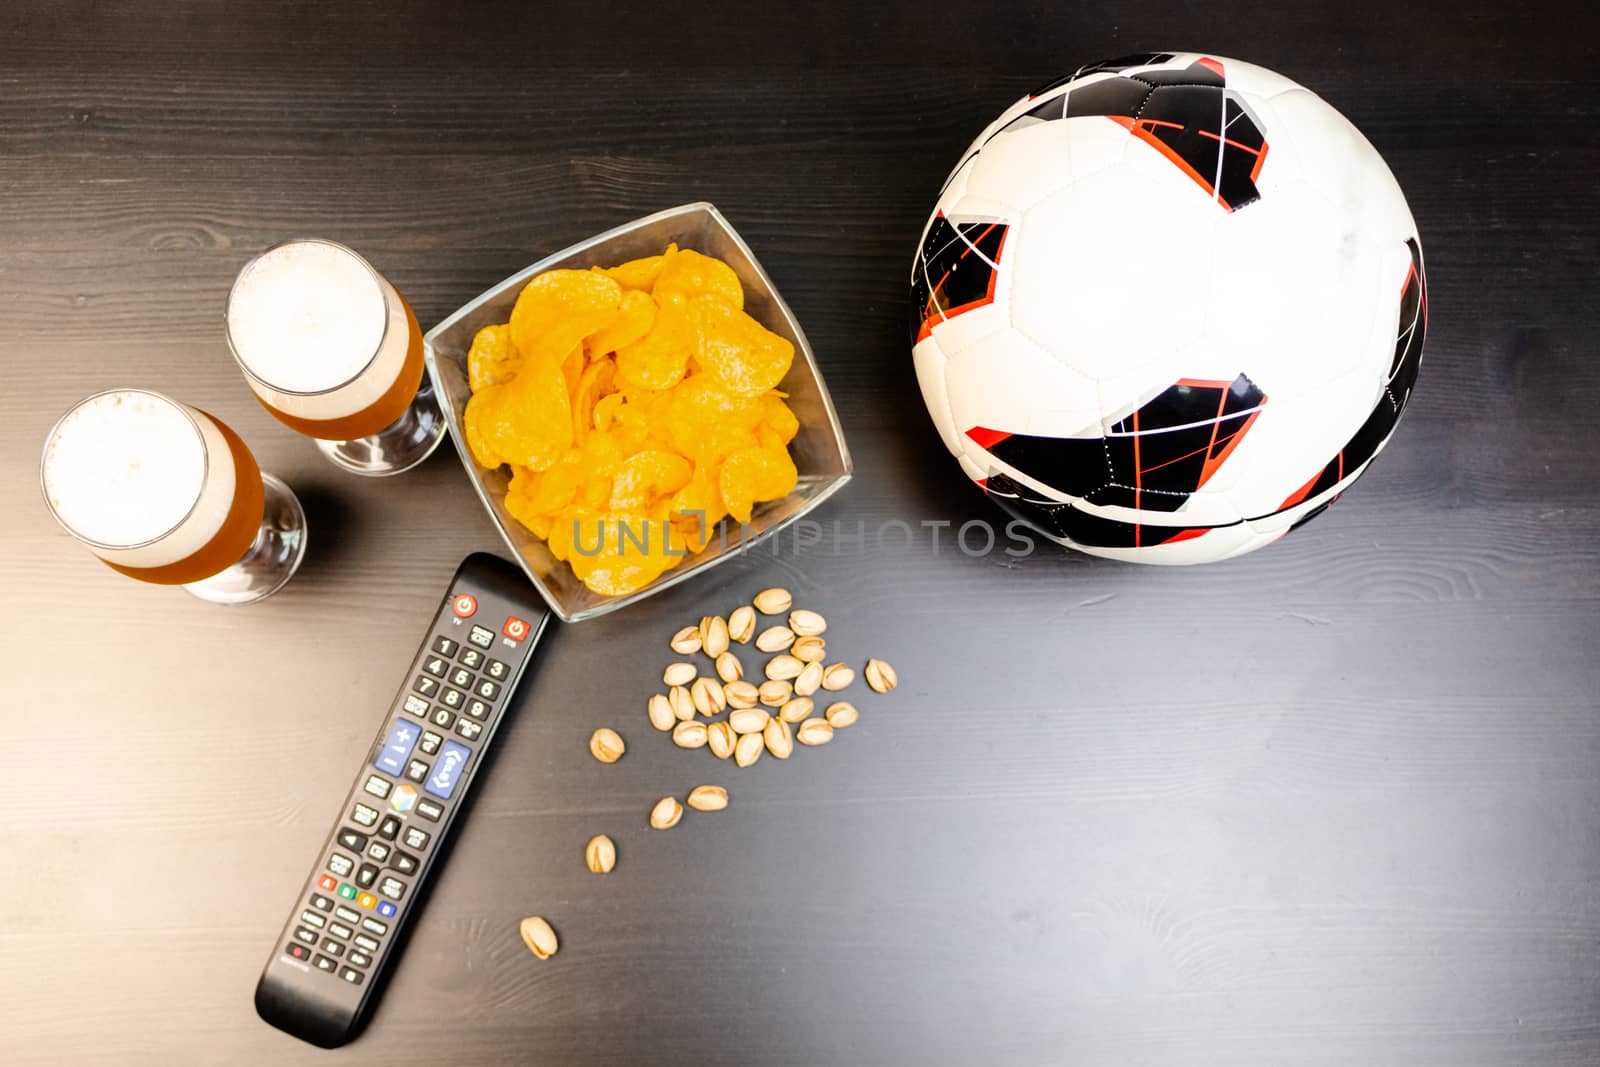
xmin=321 ymin=938 xmax=345 ymax=957
xmin=405 ymin=759 xmax=430 ymax=783
xmin=335 ymin=905 xmax=360 ymax=923
xmin=419 ymin=730 xmax=443 ymax=755
xmin=350 ymin=804 xmax=379 ymax=828
xmin=286 ymin=942 xmax=312 ymax=961
xmin=416 ymin=796 xmax=448 ymax=825
xmin=357 ymin=892 xmax=378 ymax=911
xmin=347 ymin=949 xmax=372 ymax=968
xmin=503 ymin=616 xmax=530 ymax=641
xmin=452 ymin=594 xmax=477 ymax=618
xmin=457 ymin=647 xmax=484 ymax=669
xmin=378 ymin=876 xmax=405 ymax=900
xmin=354 ymin=934 xmax=380 ymax=953
xmin=465 ymin=699 xmax=490 ymax=720
xmin=448 ymin=667 xmax=474 ymax=689
xmin=431 ymin=708 xmax=456 ymax=729
xmin=455 ymin=718 xmax=482 ymax=741
xmin=337 ymin=883 xmax=357 ymax=901
xmin=310 ymin=894 xmax=334 ymax=913
xmin=376 ymin=815 xmax=401 ymax=841
xmin=389 ymin=783 xmax=419 ymax=813
xmin=328 ymin=921 xmax=354 ymax=940
xmin=355 ymin=863 xmax=379 ymax=889
xmin=412 ymin=675 xmax=440 ymax=697
xmin=432 ymin=636 xmax=459 ymax=657
xmin=402 ymin=695 xmax=429 ymax=718
xmin=313 ymin=954 xmax=338 ymax=974
xmin=327 ymin=853 xmax=355 ymax=877
xmin=300 ymin=910 xmax=326 ymax=930
xmin=293 ymin=927 xmax=319 ymax=946
xmin=391 ymin=850 xmax=419 ymax=875
xmin=424 ymin=741 xmax=471 ymax=800
xmin=416 ymin=798 xmax=444 ymax=822
xmin=440 ymin=687 xmax=465 ymax=710
xmin=361 ymin=917 xmax=388 ymax=936
xmin=378 ymin=900 xmax=398 ymax=918
xmin=317 ymin=874 xmax=339 ymax=893
xmin=362 ymin=775 xmax=392 ymax=800
xmin=341 ymin=967 xmax=364 ymax=985
xmin=475 ymin=679 xmax=501 ymax=701
xmin=485 ymin=659 xmax=510 ymax=681
xmin=375 ymin=719 xmax=421 ymax=776
xmin=402 ymin=827 xmax=429 ymax=850
xmin=336 ymin=829 xmax=366 ymax=852
xmin=468 ymin=625 xmax=494 ymax=648
xmin=423 ymin=656 xmax=449 ymax=678
xmin=367 ymin=841 xmax=392 ymax=863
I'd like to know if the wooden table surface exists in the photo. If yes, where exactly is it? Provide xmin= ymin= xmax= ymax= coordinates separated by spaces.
xmin=2 ymin=2 xmax=1596 ymax=1064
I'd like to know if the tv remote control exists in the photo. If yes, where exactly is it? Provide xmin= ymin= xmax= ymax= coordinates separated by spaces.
xmin=255 ymin=552 xmax=550 ymax=1048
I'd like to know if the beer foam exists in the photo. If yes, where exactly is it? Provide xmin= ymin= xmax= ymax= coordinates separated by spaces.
xmin=229 ymin=240 xmax=387 ymax=394
xmin=43 ymin=391 xmax=208 ymax=548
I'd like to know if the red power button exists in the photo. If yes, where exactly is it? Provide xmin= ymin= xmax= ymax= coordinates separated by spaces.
xmin=451 ymin=594 xmax=478 ymax=618
xmin=503 ymin=616 xmax=530 ymax=641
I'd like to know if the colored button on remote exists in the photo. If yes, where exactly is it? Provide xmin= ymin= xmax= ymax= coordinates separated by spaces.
xmin=375 ymin=719 xmax=420 ymax=776
xmin=389 ymin=783 xmax=419 ymax=813
xmin=425 ymin=741 xmax=471 ymax=799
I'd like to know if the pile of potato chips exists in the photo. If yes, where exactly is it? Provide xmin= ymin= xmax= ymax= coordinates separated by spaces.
xmin=464 ymin=245 xmax=801 ymax=597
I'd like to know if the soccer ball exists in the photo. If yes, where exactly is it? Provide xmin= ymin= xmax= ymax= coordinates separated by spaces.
xmin=911 ymin=53 xmax=1426 ymax=564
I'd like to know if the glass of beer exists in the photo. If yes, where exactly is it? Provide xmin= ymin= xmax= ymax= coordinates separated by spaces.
xmin=40 ymin=389 xmax=308 ymax=605
xmin=225 ymin=238 xmax=447 ymax=476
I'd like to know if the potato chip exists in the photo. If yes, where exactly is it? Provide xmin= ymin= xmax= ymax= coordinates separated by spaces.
xmin=566 ymin=511 xmax=682 ymax=597
xmin=668 ymin=463 xmax=726 ymax=552
xmin=586 ymin=289 xmax=657 ymax=357
xmin=571 ymin=356 xmax=616 ymax=442
xmin=508 ymin=460 xmax=580 ymax=517
xmin=690 ymin=295 xmax=794 ymax=396
xmin=760 ymin=394 xmax=800 ymax=444
xmin=603 ymin=244 xmax=676 ymax=291
xmin=720 ymin=442 xmax=798 ymax=524
xmin=687 ymin=422 xmax=759 ymax=468
xmin=616 ymin=293 xmax=694 ymax=391
xmin=561 ymin=344 xmax=585 ymax=407
xmin=467 ymin=323 xmax=521 ymax=392
xmin=509 ymin=269 xmax=623 ymax=366
xmin=652 ymin=247 xmax=744 ymax=310
xmin=546 ymin=505 xmax=585 ymax=562
xmin=610 ymin=449 xmax=692 ymax=512
xmin=463 ymin=356 xmax=573 ymax=471
xmin=592 ymin=391 xmax=626 ymax=432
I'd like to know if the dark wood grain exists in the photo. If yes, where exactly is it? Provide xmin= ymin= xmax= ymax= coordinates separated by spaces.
xmin=2 ymin=1 xmax=1598 ymax=1064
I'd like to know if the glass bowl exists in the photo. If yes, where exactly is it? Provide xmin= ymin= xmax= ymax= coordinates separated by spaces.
xmin=424 ymin=202 xmax=853 ymax=623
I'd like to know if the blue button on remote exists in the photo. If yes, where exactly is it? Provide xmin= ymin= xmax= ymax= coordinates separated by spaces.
xmin=424 ymin=741 xmax=471 ymax=799
xmin=374 ymin=719 xmax=420 ymax=776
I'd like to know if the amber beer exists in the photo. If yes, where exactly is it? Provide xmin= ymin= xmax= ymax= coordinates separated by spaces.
xmin=41 ymin=390 xmax=306 ymax=603
xmin=227 ymin=238 xmax=424 ymax=438
xmin=42 ymin=389 xmax=263 ymax=583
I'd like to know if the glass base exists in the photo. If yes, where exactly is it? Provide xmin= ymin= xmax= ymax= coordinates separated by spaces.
xmin=314 ymin=376 xmax=448 ymax=477
xmin=183 ymin=473 xmax=308 ymax=606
